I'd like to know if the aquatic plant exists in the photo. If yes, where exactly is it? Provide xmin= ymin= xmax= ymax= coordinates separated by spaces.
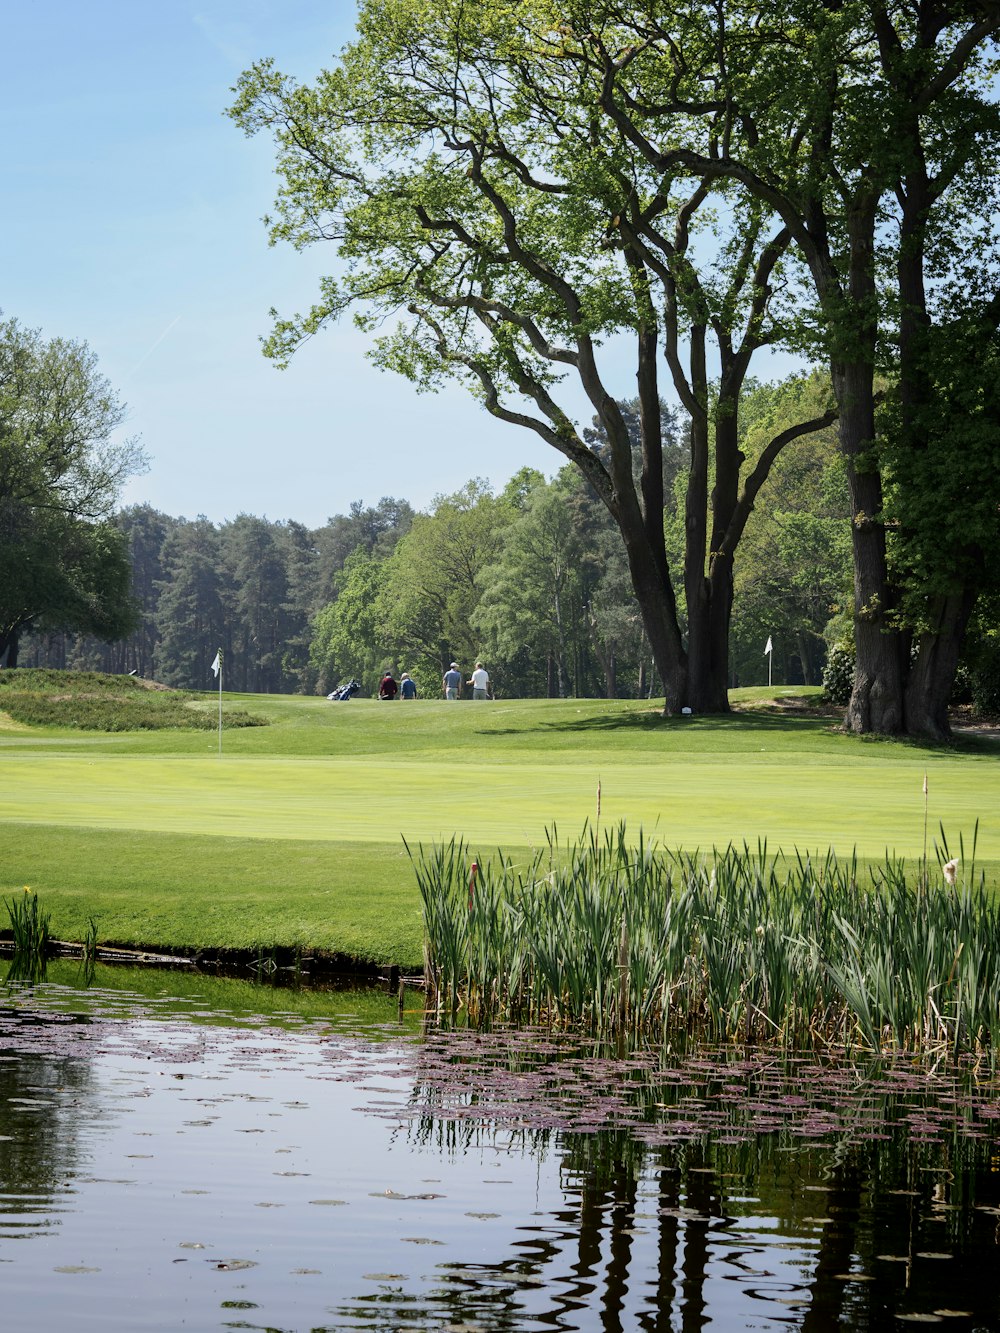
xmin=411 ymin=822 xmax=999 ymax=1055
xmin=6 ymin=887 xmax=51 ymax=961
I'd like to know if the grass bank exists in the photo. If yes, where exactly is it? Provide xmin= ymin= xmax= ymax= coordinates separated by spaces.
xmin=1 ymin=675 xmax=997 ymax=967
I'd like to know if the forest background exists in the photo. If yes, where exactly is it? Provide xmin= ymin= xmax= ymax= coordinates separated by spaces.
xmin=17 ymin=377 xmax=863 ymax=703
xmin=15 ymin=372 xmax=998 ymax=715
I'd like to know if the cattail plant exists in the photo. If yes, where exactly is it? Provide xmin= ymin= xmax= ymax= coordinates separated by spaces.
xmin=411 ymin=822 xmax=998 ymax=1057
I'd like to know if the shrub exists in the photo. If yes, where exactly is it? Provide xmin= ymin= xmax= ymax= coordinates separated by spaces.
xmin=822 ymin=644 xmax=855 ymax=705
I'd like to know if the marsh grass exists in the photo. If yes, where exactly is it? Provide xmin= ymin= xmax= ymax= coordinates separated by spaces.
xmin=413 ymin=822 xmax=999 ymax=1055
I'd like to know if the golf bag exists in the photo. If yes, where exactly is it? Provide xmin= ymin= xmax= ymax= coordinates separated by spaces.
xmin=327 ymin=679 xmax=361 ymax=701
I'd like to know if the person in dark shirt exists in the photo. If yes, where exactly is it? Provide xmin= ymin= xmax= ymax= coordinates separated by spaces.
xmin=400 ymin=672 xmax=417 ymax=700
xmin=378 ymin=672 xmax=399 ymax=700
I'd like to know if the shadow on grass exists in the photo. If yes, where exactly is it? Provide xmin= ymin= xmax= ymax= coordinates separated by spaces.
xmin=484 ymin=707 xmax=838 ymax=738
xmin=482 ymin=705 xmax=1000 ymax=750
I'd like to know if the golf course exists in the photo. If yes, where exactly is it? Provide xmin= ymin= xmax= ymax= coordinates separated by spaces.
xmin=1 ymin=681 xmax=998 ymax=969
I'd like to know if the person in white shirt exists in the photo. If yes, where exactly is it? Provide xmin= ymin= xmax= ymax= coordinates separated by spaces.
xmin=468 ymin=662 xmax=490 ymax=699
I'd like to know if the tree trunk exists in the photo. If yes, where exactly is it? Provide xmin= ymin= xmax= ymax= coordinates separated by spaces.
xmin=0 ymin=629 xmax=20 ymax=668
xmin=614 ymin=498 xmax=687 ymax=711
xmin=833 ymin=358 xmax=903 ymax=733
xmin=904 ymin=588 xmax=977 ymax=741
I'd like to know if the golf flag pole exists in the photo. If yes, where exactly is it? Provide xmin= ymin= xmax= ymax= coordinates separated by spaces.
xmin=211 ymin=649 xmax=223 ymax=755
xmin=764 ymin=635 xmax=773 ymax=688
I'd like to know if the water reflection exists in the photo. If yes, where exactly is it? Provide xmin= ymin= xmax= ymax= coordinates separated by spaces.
xmin=0 ymin=1027 xmax=95 ymax=1242
xmin=1 ymin=974 xmax=999 ymax=1330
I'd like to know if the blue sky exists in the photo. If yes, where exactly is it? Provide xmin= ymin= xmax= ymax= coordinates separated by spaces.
xmin=2 ymin=0 xmax=571 ymax=526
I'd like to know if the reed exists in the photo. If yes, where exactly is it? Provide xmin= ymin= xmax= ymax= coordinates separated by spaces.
xmin=6 ymin=887 xmax=51 ymax=961
xmin=411 ymin=823 xmax=999 ymax=1055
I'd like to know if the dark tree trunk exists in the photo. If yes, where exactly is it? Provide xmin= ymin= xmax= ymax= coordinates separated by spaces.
xmin=831 ymin=213 xmax=904 ymax=735
xmin=904 ymin=588 xmax=977 ymax=741
xmin=894 ymin=154 xmax=977 ymax=739
xmin=0 ymin=629 xmax=20 ymax=668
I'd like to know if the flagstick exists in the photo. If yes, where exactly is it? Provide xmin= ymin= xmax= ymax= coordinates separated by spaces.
xmin=218 ymin=659 xmax=223 ymax=757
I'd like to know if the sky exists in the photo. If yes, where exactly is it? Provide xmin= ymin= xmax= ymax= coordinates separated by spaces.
xmin=2 ymin=0 xmax=574 ymax=527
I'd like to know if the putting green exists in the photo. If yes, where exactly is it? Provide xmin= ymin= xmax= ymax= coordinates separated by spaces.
xmin=2 ymin=748 xmax=996 ymax=860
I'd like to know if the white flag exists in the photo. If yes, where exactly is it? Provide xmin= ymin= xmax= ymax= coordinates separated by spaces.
xmin=764 ymin=636 xmax=773 ymax=655
xmin=211 ymin=650 xmax=221 ymax=678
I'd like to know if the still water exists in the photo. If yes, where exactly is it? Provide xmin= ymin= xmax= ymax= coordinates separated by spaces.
xmin=3 ymin=964 xmax=1000 ymax=1332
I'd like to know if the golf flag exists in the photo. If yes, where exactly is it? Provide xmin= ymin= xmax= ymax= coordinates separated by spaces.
xmin=764 ymin=636 xmax=773 ymax=655
xmin=211 ymin=650 xmax=222 ymax=678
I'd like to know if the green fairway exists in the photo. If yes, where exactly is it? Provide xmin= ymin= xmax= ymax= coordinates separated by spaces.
xmin=2 ymin=689 xmax=997 ymax=966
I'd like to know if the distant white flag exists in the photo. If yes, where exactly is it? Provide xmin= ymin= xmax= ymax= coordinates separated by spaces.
xmin=211 ymin=650 xmax=222 ymax=678
xmin=764 ymin=636 xmax=773 ymax=655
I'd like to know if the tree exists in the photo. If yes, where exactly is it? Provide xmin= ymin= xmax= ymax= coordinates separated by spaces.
xmin=228 ymin=0 xmax=834 ymax=714
xmin=376 ymin=480 xmax=511 ymax=681
xmin=309 ymin=547 xmax=393 ymax=694
xmin=475 ymin=474 xmax=588 ymax=696
xmin=728 ymin=377 xmax=851 ymax=687
xmin=221 ymin=515 xmax=293 ymax=693
xmin=0 ymin=315 xmax=145 ymax=665
xmin=155 ymin=519 xmax=225 ymax=689
xmin=583 ymin=1 xmax=1000 ymax=733
xmin=313 ymin=497 xmax=414 ymax=604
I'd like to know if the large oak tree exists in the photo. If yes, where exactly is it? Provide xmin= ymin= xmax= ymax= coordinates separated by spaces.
xmin=229 ymin=0 xmax=835 ymax=714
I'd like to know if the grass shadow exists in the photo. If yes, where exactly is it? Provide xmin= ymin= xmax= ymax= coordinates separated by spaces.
xmin=486 ymin=707 xmax=839 ymax=738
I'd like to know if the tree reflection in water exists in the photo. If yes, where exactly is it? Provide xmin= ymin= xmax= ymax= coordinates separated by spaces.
xmin=2 ymin=977 xmax=1000 ymax=1330
xmin=366 ymin=1031 xmax=1000 ymax=1331
xmin=0 ymin=1009 xmax=97 ymax=1241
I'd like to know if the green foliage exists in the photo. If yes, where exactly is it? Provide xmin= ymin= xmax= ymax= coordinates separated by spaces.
xmin=0 ymin=669 xmax=266 ymax=731
xmin=822 ymin=644 xmax=856 ymax=707
xmin=966 ymin=616 xmax=1000 ymax=718
xmin=417 ymin=823 xmax=998 ymax=1052
xmin=0 ymin=315 xmax=145 ymax=664
xmin=6 ymin=887 xmax=51 ymax=961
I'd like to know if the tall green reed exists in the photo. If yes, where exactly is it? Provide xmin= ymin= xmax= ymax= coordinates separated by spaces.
xmin=7 ymin=887 xmax=51 ymax=960
xmin=411 ymin=823 xmax=997 ymax=1056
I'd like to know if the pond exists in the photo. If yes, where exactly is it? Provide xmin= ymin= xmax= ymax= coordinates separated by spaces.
xmin=3 ymin=963 xmax=1000 ymax=1331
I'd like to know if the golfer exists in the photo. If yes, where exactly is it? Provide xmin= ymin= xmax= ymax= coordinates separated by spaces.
xmin=442 ymin=662 xmax=462 ymax=700
xmin=468 ymin=661 xmax=490 ymax=699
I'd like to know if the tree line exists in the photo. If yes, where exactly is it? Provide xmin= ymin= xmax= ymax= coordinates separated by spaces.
xmin=19 ymin=377 xmax=861 ymax=700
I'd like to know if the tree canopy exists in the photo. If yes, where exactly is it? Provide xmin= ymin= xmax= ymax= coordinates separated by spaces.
xmin=0 ymin=316 xmax=146 ymax=665
xmin=228 ymin=0 xmax=840 ymax=716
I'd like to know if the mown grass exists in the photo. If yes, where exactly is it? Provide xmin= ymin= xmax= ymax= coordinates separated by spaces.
xmin=0 ymin=672 xmax=997 ymax=966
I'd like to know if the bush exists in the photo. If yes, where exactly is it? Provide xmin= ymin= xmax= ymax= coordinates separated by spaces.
xmin=822 ymin=644 xmax=855 ymax=705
